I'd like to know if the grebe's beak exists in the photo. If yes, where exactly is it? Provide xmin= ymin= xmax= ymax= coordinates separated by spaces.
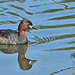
xmin=29 ymin=60 xmax=37 ymax=65
xmin=29 ymin=25 xmax=37 ymax=29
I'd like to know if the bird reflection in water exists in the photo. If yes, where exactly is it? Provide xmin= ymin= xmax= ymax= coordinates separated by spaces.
xmin=0 ymin=44 xmax=37 ymax=70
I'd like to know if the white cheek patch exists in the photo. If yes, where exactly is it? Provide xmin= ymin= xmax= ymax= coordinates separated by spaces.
xmin=29 ymin=61 xmax=32 ymax=65
xmin=29 ymin=26 xmax=33 ymax=28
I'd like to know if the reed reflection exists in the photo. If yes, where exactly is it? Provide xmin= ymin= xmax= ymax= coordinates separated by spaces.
xmin=0 ymin=44 xmax=37 ymax=70
xmin=50 ymin=51 xmax=75 ymax=75
xmin=0 ymin=0 xmax=26 ymax=3
xmin=70 ymin=51 xmax=75 ymax=75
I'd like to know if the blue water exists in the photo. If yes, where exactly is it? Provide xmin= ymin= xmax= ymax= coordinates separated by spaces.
xmin=0 ymin=0 xmax=75 ymax=75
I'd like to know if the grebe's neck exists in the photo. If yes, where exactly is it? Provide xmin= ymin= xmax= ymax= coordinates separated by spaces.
xmin=19 ymin=30 xmax=25 ymax=36
xmin=18 ymin=23 xmax=27 ymax=36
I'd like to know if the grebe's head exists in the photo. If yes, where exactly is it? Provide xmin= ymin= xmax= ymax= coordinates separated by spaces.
xmin=18 ymin=19 xmax=36 ymax=31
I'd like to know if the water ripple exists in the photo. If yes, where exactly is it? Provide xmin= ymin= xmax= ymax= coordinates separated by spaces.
xmin=9 ymin=5 xmax=33 ymax=15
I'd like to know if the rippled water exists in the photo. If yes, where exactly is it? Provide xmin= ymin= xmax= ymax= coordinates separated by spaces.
xmin=0 ymin=0 xmax=75 ymax=75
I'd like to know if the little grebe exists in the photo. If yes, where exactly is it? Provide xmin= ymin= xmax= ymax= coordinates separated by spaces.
xmin=0 ymin=19 xmax=36 ymax=44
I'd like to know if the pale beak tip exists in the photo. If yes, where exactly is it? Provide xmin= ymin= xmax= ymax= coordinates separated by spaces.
xmin=29 ymin=25 xmax=37 ymax=29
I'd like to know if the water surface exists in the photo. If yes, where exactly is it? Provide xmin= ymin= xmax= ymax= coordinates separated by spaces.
xmin=0 ymin=0 xmax=75 ymax=75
